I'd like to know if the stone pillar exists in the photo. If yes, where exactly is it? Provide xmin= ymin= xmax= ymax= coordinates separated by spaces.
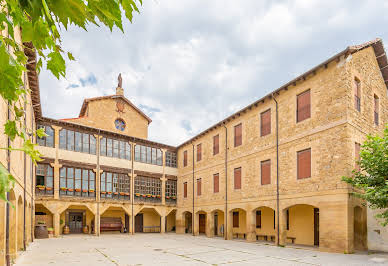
xmin=93 ymin=168 xmax=103 ymax=237
xmin=246 ymin=209 xmax=256 ymax=242
xmin=206 ymin=213 xmax=212 ymax=238
xmin=276 ymin=208 xmax=287 ymax=246
xmin=50 ymin=161 xmax=62 ymax=200
xmin=227 ymin=211 xmax=233 ymax=240
xmin=161 ymin=175 xmax=166 ymax=205
xmin=54 ymin=212 xmax=60 ymax=237
xmin=161 ymin=215 xmax=166 ymax=234
xmin=194 ymin=212 xmax=199 ymax=236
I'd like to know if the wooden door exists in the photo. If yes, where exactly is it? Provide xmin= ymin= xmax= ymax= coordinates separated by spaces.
xmin=214 ymin=213 xmax=218 ymax=236
xmin=135 ymin=213 xmax=143 ymax=233
xmin=69 ymin=212 xmax=83 ymax=233
xmin=314 ymin=208 xmax=319 ymax=246
xmin=199 ymin=214 xmax=206 ymax=234
xmin=125 ymin=214 xmax=129 ymax=233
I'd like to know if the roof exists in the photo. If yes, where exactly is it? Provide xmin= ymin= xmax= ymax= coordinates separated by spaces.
xmin=24 ymin=42 xmax=42 ymax=119
xmin=177 ymin=38 xmax=388 ymax=148
xmin=77 ymin=95 xmax=152 ymax=123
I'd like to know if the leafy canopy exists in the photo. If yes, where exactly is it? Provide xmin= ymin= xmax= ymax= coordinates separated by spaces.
xmin=0 ymin=0 xmax=142 ymax=202
xmin=343 ymin=125 xmax=388 ymax=226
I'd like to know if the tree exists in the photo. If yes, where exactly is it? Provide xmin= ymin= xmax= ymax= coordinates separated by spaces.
xmin=343 ymin=125 xmax=388 ymax=226
xmin=0 ymin=0 xmax=142 ymax=202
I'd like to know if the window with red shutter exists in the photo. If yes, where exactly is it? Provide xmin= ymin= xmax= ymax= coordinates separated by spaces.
xmin=261 ymin=160 xmax=271 ymax=185
xmin=297 ymin=90 xmax=311 ymax=122
xmin=183 ymin=150 xmax=187 ymax=167
xmin=297 ymin=148 xmax=311 ymax=179
xmin=197 ymin=144 xmax=202 ymax=161
xmin=197 ymin=178 xmax=201 ymax=196
xmin=183 ymin=182 xmax=187 ymax=198
xmin=354 ymin=78 xmax=361 ymax=111
xmin=234 ymin=167 xmax=241 ymax=189
xmin=213 ymin=173 xmax=219 ymax=193
xmin=234 ymin=123 xmax=242 ymax=147
xmin=256 ymin=211 xmax=262 ymax=228
xmin=213 ymin=135 xmax=219 ymax=155
xmin=355 ymin=142 xmax=361 ymax=170
xmin=233 ymin=211 xmax=239 ymax=227
xmin=260 ymin=109 xmax=271 ymax=136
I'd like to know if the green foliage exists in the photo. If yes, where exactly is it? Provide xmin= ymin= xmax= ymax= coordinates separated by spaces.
xmin=0 ymin=0 xmax=142 ymax=201
xmin=343 ymin=125 xmax=388 ymax=226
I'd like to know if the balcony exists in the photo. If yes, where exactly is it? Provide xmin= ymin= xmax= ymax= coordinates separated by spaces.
xmin=100 ymin=192 xmax=130 ymax=201
xmin=35 ymin=186 xmax=54 ymax=197
xmin=165 ymin=196 xmax=177 ymax=205
xmin=59 ymin=188 xmax=96 ymax=198
xmin=134 ymin=194 xmax=162 ymax=204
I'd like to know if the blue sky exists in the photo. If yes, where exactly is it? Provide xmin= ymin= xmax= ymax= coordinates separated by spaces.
xmin=39 ymin=0 xmax=388 ymax=146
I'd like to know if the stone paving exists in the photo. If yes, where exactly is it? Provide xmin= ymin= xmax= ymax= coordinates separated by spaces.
xmin=14 ymin=233 xmax=388 ymax=265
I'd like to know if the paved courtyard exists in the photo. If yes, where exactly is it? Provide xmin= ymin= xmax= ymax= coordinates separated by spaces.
xmin=15 ymin=234 xmax=388 ymax=265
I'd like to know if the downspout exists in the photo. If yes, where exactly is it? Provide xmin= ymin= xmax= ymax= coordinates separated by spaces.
xmin=96 ymin=129 xmax=100 ymax=236
xmin=272 ymin=93 xmax=280 ymax=246
xmin=30 ymin=98 xmax=34 ymax=243
xmin=6 ymin=103 xmax=11 ymax=266
xmin=23 ymin=73 xmax=27 ymax=251
xmin=223 ymin=124 xmax=228 ymax=240
xmin=131 ymin=141 xmax=134 ymax=235
xmin=192 ymin=143 xmax=195 ymax=236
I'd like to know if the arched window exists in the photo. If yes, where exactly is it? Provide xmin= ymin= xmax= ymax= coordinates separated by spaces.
xmin=114 ymin=119 xmax=126 ymax=131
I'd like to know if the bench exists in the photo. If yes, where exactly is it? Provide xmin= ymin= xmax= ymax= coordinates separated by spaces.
xmin=287 ymin=237 xmax=296 ymax=244
xmin=256 ymin=234 xmax=275 ymax=242
xmin=143 ymin=226 xmax=161 ymax=233
xmin=100 ymin=217 xmax=123 ymax=232
xmin=233 ymin=233 xmax=246 ymax=239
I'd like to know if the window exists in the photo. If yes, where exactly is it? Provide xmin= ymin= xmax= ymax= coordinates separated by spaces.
xmin=286 ymin=209 xmax=290 ymax=230
xmin=134 ymin=176 xmax=161 ymax=198
xmin=234 ymin=123 xmax=242 ymax=147
xmin=213 ymin=134 xmax=219 ymax=155
xmin=261 ymin=160 xmax=271 ymax=185
xmin=100 ymin=137 xmax=131 ymax=160
xmin=213 ymin=173 xmax=219 ymax=193
xmin=114 ymin=119 xmax=126 ymax=131
xmin=374 ymin=95 xmax=379 ymax=125
xmin=260 ymin=109 xmax=271 ymax=136
xmin=297 ymin=90 xmax=311 ymax=122
xmin=197 ymin=144 xmax=202 ymax=161
xmin=100 ymin=171 xmax=130 ymax=199
xmin=234 ymin=167 xmax=241 ymax=189
xmin=134 ymin=144 xmax=162 ymax=165
xmin=59 ymin=129 xmax=96 ymax=155
xmin=59 ymin=166 xmax=95 ymax=197
xmin=36 ymin=164 xmax=54 ymax=195
xmin=37 ymin=125 xmax=54 ymax=147
xmin=166 ymin=151 xmax=177 ymax=168
xmin=355 ymin=142 xmax=361 ymax=170
xmin=183 ymin=150 xmax=188 ymax=167
xmin=256 ymin=210 xmax=261 ymax=229
xmin=166 ymin=179 xmax=177 ymax=199
xmin=183 ymin=182 xmax=188 ymax=198
xmin=354 ymin=78 xmax=361 ymax=111
xmin=197 ymin=178 xmax=201 ymax=196
xmin=233 ymin=211 xmax=239 ymax=228
xmin=297 ymin=148 xmax=311 ymax=179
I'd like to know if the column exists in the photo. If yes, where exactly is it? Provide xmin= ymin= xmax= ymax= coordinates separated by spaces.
xmin=206 ymin=213 xmax=212 ymax=238
xmin=52 ymin=125 xmax=62 ymax=200
xmin=93 ymin=169 xmax=103 ymax=236
xmin=54 ymin=212 xmax=60 ymax=237
xmin=94 ymin=213 xmax=100 ymax=236
xmin=227 ymin=211 xmax=233 ymax=240
xmin=161 ymin=175 xmax=166 ymax=205
xmin=194 ymin=212 xmax=199 ymax=236
xmin=246 ymin=209 xmax=256 ymax=242
xmin=160 ymin=215 xmax=166 ymax=234
xmin=276 ymin=209 xmax=287 ymax=246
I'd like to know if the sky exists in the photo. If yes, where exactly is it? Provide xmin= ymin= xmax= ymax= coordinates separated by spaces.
xmin=39 ymin=0 xmax=388 ymax=146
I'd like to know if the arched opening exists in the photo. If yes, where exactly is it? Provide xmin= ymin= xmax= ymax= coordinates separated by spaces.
xmin=135 ymin=208 xmax=161 ymax=233
xmin=61 ymin=205 xmax=95 ymax=234
xmin=354 ymin=206 xmax=367 ymax=251
xmin=285 ymin=204 xmax=319 ymax=246
xmin=229 ymin=208 xmax=247 ymax=240
xmin=100 ymin=206 xmax=129 ymax=234
xmin=166 ymin=210 xmax=176 ymax=233
xmin=253 ymin=206 xmax=275 ymax=242
xmin=35 ymin=204 xmax=53 ymax=233
xmin=195 ymin=211 xmax=207 ymax=235
xmin=26 ymin=202 xmax=31 ymax=243
xmin=182 ymin=211 xmax=192 ymax=234
xmin=211 ymin=210 xmax=225 ymax=237
xmin=17 ymin=196 xmax=24 ymax=251
xmin=8 ymin=190 xmax=17 ymax=259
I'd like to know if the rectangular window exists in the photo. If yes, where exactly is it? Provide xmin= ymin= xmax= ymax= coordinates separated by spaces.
xmin=183 ymin=150 xmax=188 ymax=167
xmin=286 ymin=209 xmax=289 ymax=230
xmin=82 ymin=133 xmax=90 ymax=153
xmin=165 ymin=151 xmax=177 ymax=168
xmin=58 ymin=166 xmax=95 ymax=198
xmin=106 ymin=138 xmax=113 ymax=157
xmin=184 ymin=182 xmax=187 ymax=198
xmin=213 ymin=134 xmax=219 ymax=155
xmin=374 ymin=95 xmax=379 ymax=126
xmin=197 ymin=178 xmax=201 ymax=196
xmin=146 ymin=146 xmax=152 ymax=164
xmin=100 ymin=137 xmax=106 ymax=156
xmin=197 ymin=144 xmax=202 ymax=161
xmin=297 ymin=148 xmax=311 ymax=179
xmin=260 ymin=109 xmax=271 ymax=136
xmin=156 ymin=149 xmax=163 ymax=166
xmin=67 ymin=130 xmax=74 ymax=151
xmin=256 ymin=210 xmax=262 ymax=229
xmin=75 ymin=132 xmax=82 ymax=152
xmin=37 ymin=125 xmax=54 ymax=147
xmin=234 ymin=123 xmax=242 ymax=147
xmin=59 ymin=129 xmax=66 ymax=149
xmin=213 ymin=173 xmax=219 ymax=193
xmin=140 ymin=145 xmax=146 ymax=163
xmin=297 ymin=90 xmax=311 ymax=122
xmin=135 ymin=145 xmax=140 ymax=161
xmin=113 ymin=140 xmax=119 ymax=158
xmin=355 ymin=142 xmax=361 ymax=170
xmin=90 ymin=135 xmax=96 ymax=155
xmin=125 ymin=142 xmax=131 ymax=160
xmin=354 ymin=79 xmax=361 ymax=111
xmin=35 ymin=164 xmax=54 ymax=195
xmin=233 ymin=211 xmax=239 ymax=228
xmin=234 ymin=167 xmax=241 ymax=189
xmin=261 ymin=160 xmax=271 ymax=185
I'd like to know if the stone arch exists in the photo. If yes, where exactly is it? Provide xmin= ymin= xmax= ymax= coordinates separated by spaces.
xmin=195 ymin=210 xmax=207 ymax=235
xmin=134 ymin=207 xmax=162 ymax=233
xmin=354 ymin=205 xmax=367 ymax=251
xmin=209 ymin=209 xmax=225 ymax=238
xmin=251 ymin=206 xmax=276 ymax=242
xmin=17 ymin=196 xmax=24 ymax=251
xmin=60 ymin=204 xmax=96 ymax=234
xmin=182 ymin=211 xmax=193 ymax=234
xmin=228 ymin=208 xmax=247 ymax=240
xmin=165 ymin=209 xmax=176 ymax=233
xmin=100 ymin=205 xmax=130 ymax=234
xmin=8 ymin=190 xmax=17 ymax=259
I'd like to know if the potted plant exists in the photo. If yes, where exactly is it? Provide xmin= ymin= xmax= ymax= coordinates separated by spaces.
xmin=124 ymin=192 xmax=130 ymax=196
xmin=141 ymin=194 xmax=146 ymax=198
xmin=89 ymin=189 xmax=95 ymax=193
xmin=135 ymin=193 xmax=140 ymax=197
xmin=172 ymin=196 xmax=176 ymax=199
xmin=68 ymin=188 xmax=74 ymax=192
xmin=46 ymin=187 xmax=53 ymax=191
xmin=113 ymin=192 xmax=118 ymax=195
xmin=151 ymin=195 xmax=156 ymax=198
xmin=146 ymin=194 xmax=151 ymax=198
xmin=36 ymin=185 xmax=45 ymax=190
xmin=47 ymin=227 xmax=54 ymax=237
xmin=120 ymin=192 xmax=125 ymax=196
xmin=82 ymin=225 xmax=89 ymax=234
xmin=156 ymin=195 xmax=161 ymax=198
xmin=63 ymin=224 xmax=70 ymax=234
xmin=107 ymin=191 xmax=112 ymax=195
xmin=82 ymin=189 xmax=88 ymax=193
xmin=166 ymin=196 xmax=170 ymax=199
xmin=101 ymin=191 xmax=106 ymax=194
xmin=75 ymin=188 xmax=81 ymax=192
xmin=60 ymin=187 xmax=67 ymax=191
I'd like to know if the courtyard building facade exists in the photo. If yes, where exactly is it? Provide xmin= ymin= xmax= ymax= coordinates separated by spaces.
xmin=1 ymin=35 xmax=388 ymax=265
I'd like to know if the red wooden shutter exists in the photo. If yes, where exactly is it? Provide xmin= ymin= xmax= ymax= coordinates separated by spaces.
xmin=233 ymin=211 xmax=239 ymax=227
xmin=213 ymin=135 xmax=219 ymax=155
xmin=234 ymin=123 xmax=242 ymax=147
xmin=261 ymin=160 xmax=271 ymax=185
xmin=260 ymin=109 xmax=271 ymax=136
xmin=213 ymin=173 xmax=219 ymax=193
xmin=184 ymin=182 xmax=187 ymax=198
xmin=355 ymin=143 xmax=361 ymax=170
xmin=197 ymin=144 xmax=202 ymax=161
xmin=297 ymin=90 xmax=311 ymax=122
xmin=197 ymin=178 xmax=201 ymax=196
xmin=183 ymin=150 xmax=187 ymax=167
xmin=297 ymin=149 xmax=311 ymax=179
xmin=234 ymin=167 xmax=241 ymax=189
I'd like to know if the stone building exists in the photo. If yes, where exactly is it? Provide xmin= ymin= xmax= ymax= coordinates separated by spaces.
xmin=1 ymin=37 xmax=388 ymax=265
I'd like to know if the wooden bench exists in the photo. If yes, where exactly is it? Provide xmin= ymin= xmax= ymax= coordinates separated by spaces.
xmin=256 ymin=234 xmax=275 ymax=242
xmin=233 ymin=233 xmax=246 ymax=239
xmin=287 ymin=237 xmax=296 ymax=244
xmin=143 ymin=226 xmax=161 ymax=233
xmin=100 ymin=217 xmax=123 ymax=232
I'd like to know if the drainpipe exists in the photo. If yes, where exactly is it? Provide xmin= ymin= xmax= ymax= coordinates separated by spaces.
xmin=131 ymin=140 xmax=134 ymax=235
xmin=23 ymin=74 xmax=27 ymax=251
xmin=272 ymin=93 xmax=280 ymax=246
xmin=192 ymin=143 xmax=195 ymax=236
xmin=30 ymin=98 xmax=34 ymax=243
xmin=97 ymin=129 xmax=101 ymax=236
xmin=6 ymin=103 xmax=11 ymax=266
xmin=223 ymin=124 xmax=228 ymax=240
